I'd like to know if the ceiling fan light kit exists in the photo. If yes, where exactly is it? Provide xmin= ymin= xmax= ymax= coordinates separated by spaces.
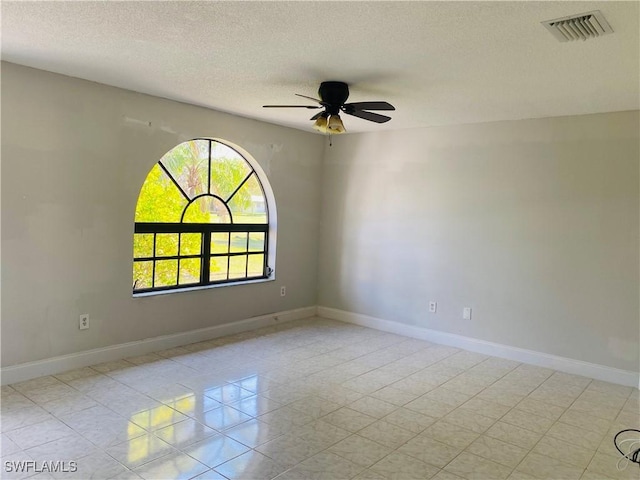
xmin=327 ymin=114 xmax=346 ymax=134
xmin=264 ymin=81 xmax=395 ymax=135
xmin=312 ymin=112 xmax=329 ymax=133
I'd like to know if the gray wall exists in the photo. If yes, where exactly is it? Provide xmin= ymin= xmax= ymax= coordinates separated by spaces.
xmin=3 ymin=62 xmax=638 ymax=375
xmin=318 ymin=112 xmax=639 ymax=372
xmin=1 ymin=63 xmax=324 ymax=366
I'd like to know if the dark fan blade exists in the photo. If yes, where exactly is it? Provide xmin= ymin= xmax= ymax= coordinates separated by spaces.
xmin=263 ymin=105 xmax=321 ymax=109
xmin=344 ymin=101 xmax=395 ymax=111
xmin=343 ymin=109 xmax=392 ymax=123
xmin=310 ymin=111 xmax=325 ymax=120
xmin=295 ymin=93 xmax=323 ymax=103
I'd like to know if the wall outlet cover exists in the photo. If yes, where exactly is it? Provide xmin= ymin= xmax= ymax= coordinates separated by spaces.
xmin=79 ymin=314 xmax=90 ymax=330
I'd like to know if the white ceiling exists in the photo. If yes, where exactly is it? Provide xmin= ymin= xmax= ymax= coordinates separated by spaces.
xmin=2 ymin=1 xmax=639 ymax=133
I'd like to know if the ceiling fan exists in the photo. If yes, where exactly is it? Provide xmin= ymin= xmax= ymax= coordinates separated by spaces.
xmin=263 ymin=81 xmax=395 ymax=134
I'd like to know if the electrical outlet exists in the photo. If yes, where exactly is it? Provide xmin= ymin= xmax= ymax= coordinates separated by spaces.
xmin=463 ymin=307 xmax=472 ymax=320
xmin=280 ymin=286 xmax=286 ymax=297
xmin=428 ymin=301 xmax=437 ymax=313
xmin=79 ymin=314 xmax=90 ymax=330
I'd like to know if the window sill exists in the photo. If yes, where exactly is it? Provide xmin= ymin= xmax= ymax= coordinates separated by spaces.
xmin=132 ymin=276 xmax=275 ymax=298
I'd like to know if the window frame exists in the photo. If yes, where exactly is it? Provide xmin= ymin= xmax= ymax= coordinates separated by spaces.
xmin=133 ymin=138 xmax=273 ymax=295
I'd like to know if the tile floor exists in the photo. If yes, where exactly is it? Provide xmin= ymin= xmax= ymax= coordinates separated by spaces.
xmin=1 ymin=317 xmax=639 ymax=480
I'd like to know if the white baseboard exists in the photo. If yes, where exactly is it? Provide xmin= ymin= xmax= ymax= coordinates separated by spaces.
xmin=318 ymin=306 xmax=640 ymax=388
xmin=1 ymin=306 xmax=317 ymax=386
xmin=5 ymin=305 xmax=638 ymax=389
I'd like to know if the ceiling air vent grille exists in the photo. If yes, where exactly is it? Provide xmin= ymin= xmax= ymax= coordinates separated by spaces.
xmin=542 ymin=10 xmax=613 ymax=42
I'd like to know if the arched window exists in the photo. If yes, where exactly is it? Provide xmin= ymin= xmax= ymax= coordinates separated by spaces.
xmin=133 ymin=139 xmax=273 ymax=294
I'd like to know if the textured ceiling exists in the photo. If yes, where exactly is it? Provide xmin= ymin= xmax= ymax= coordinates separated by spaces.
xmin=2 ymin=1 xmax=639 ymax=134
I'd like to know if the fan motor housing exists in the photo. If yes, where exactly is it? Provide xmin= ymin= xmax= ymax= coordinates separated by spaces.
xmin=319 ymin=81 xmax=349 ymax=113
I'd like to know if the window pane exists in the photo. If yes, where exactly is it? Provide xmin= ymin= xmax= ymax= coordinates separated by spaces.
xmin=133 ymin=234 xmax=154 ymax=258
xmin=155 ymin=234 xmax=178 ymax=257
xmin=248 ymin=232 xmax=265 ymax=252
xmin=211 ymin=233 xmax=229 ymax=254
xmin=154 ymin=260 xmax=178 ymax=287
xmin=179 ymin=259 xmax=201 ymax=285
xmin=133 ymin=261 xmax=153 ymax=290
xmin=135 ymin=164 xmax=188 ymax=222
xmin=247 ymin=254 xmax=265 ymax=277
xmin=133 ymin=139 xmax=272 ymax=294
xmin=230 ymin=232 xmax=247 ymax=253
xmin=229 ymin=255 xmax=247 ymax=279
xmin=210 ymin=257 xmax=228 ymax=282
xmin=180 ymin=233 xmax=201 ymax=256
xmin=159 ymin=140 xmax=209 ymax=200
xmin=210 ymin=142 xmax=252 ymax=201
xmin=227 ymin=173 xmax=267 ymax=223
xmin=182 ymin=196 xmax=230 ymax=223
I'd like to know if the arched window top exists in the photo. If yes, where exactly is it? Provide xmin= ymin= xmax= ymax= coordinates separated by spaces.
xmin=133 ymin=139 xmax=274 ymax=294
xmin=135 ymin=139 xmax=268 ymax=225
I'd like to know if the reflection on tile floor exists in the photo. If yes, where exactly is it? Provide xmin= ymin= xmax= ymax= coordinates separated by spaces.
xmin=1 ymin=317 xmax=639 ymax=479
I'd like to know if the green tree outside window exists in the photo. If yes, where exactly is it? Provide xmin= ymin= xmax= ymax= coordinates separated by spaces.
xmin=133 ymin=139 xmax=269 ymax=293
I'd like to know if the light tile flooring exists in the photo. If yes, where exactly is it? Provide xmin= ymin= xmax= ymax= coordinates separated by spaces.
xmin=1 ymin=317 xmax=639 ymax=480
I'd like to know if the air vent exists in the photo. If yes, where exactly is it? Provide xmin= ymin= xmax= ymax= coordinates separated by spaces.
xmin=542 ymin=10 xmax=613 ymax=42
